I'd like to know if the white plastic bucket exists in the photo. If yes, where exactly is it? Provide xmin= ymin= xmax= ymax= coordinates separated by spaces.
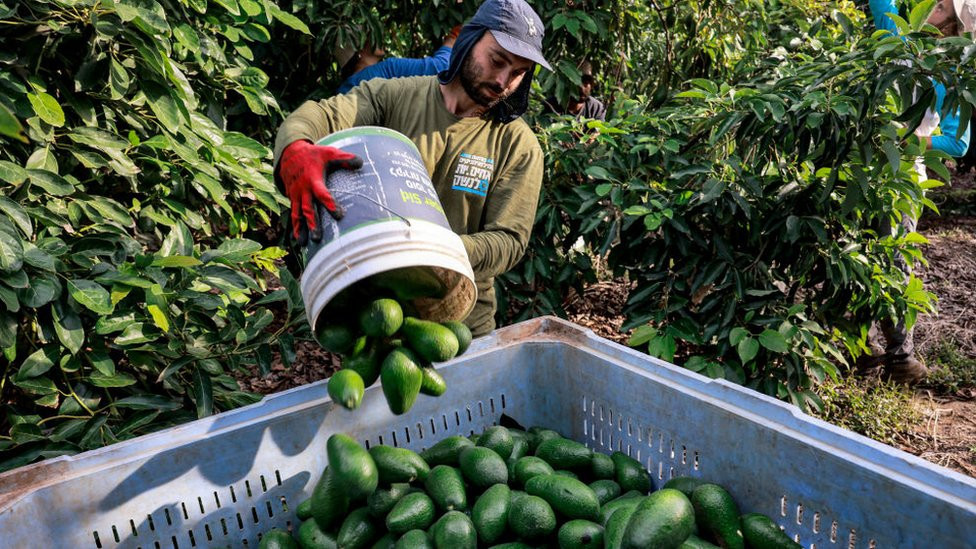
xmin=301 ymin=127 xmax=476 ymax=332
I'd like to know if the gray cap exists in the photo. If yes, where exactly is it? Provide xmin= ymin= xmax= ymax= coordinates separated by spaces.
xmin=955 ymin=0 xmax=975 ymax=32
xmin=469 ymin=0 xmax=551 ymax=70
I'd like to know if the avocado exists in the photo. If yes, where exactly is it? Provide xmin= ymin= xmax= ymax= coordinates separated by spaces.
xmin=400 ymin=317 xmax=459 ymax=363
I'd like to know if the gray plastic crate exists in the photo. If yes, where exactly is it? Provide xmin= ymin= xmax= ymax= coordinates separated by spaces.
xmin=1 ymin=317 xmax=973 ymax=548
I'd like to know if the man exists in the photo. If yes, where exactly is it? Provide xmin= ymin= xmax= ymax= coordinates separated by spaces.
xmin=335 ymin=26 xmax=461 ymax=94
xmin=274 ymin=0 xmax=550 ymax=338
xmin=859 ymin=0 xmax=973 ymax=384
xmin=543 ymin=61 xmax=607 ymax=121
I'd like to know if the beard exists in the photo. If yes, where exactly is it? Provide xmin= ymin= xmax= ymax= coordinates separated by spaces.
xmin=459 ymin=54 xmax=510 ymax=109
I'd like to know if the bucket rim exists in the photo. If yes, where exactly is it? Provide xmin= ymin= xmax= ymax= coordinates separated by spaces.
xmin=301 ymin=219 xmax=477 ymax=331
xmin=316 ymin=126 xmax=420 ymax=156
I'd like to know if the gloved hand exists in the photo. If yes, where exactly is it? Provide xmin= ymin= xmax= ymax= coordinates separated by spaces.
xmin=278 ymin=140 xmax=363 ymax=243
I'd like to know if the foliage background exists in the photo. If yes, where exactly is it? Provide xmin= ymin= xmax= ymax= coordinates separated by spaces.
xmin=1 ymin=0 xmax=974 ymax=471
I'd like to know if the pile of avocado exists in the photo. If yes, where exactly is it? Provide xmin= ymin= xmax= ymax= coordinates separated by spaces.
xmin=258 ymin=427 xmax=802 ymax=549
xmin=317 ymin=296 xmax=472 ymax=416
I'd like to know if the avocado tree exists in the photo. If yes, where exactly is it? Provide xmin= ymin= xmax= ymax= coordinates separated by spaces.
xmin=0 ymin=0 xmax=312 ymax=472
xmin=502 ymin=0 xmax=976 ymax=409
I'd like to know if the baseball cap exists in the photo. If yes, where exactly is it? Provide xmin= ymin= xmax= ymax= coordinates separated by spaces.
xmin=954 ymin=0 xmax=975 ymax=32
xmin=469 ymin=0 xmax=552 ymax=70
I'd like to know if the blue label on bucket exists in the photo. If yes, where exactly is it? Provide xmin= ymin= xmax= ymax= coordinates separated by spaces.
xmin=306 ymin=129 xmax=453 ymax=257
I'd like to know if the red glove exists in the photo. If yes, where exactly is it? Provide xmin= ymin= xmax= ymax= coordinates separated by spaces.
xmin=278 ymin=140 xmax=363 ymax=242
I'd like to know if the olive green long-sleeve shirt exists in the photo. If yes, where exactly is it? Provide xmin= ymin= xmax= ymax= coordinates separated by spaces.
xmin=274 ymin=76 xmax=544 ymax=336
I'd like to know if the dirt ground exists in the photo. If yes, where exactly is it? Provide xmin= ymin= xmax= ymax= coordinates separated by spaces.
xmin=241 ymin=176 xmax=976 ymax=479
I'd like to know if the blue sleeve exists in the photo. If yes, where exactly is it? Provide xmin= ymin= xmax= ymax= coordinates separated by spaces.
xmin=869 ymin=0 xmax=901 ymax=35
xmin=337 ymin=46 xmax=453 ymax=94
xmin=931 ymin=82 xmax=971 ymax=157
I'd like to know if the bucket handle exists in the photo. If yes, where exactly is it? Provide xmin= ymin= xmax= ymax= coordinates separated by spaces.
xmin=334 ymin=191 xmax=412 ymax=226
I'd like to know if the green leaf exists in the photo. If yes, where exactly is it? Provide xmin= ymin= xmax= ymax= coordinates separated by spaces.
xmin=96 ymin=272 xmax=154 ymax=288
xmin=89 ymin=351 xmax=115 ymax=377
xmin=585 ymin=165 xmax=614 ymax=181
xmin=174 ymin=23 xmax=201 ymax=51
xmin=18 ymin=276 xmax=59 ymax=307
xmin=268 ymin=3 xmax=310 ymax=34
xmin=0 ymin=160 xmax=28 ymax=185
xmin=115 ymin=0 xmax=170 ymax=32
xmin=256 ymin=344 xmax=272 ymax=376
xmin=242 ymin=22 xmax=270 ymax=42
xmin=159 ymin=221 xmax=193 ymax=256
xmin=109 ymin=58 xmax=131 ymax=99
xmin=68 ymin=126 xmax=130 ymax=150
xmin=0 ymin=286 xmax=19 ymax=313
xmin=213 ymin=0 xmax=240 ymax=15
xmin=833 ymin=9 xmax=854 ymax=36
xmin=627 ymin=325 xmax=657 ymax=346
xmin=705 ymin=363 xmax=724 ymax=379
xmin=116 ymin=411 xmax=161 ymax=436
xmin=577 ymin=12 xmax=598 ymax=33
xmin=193 ymin=173 xmax=233 ymax=216
xmin=278 ymin=332 xmax=296 ymax=365
xmin=221 ymin=132 xmax=268 ymax=159
xmin=53 ymin=302 xmax=85 ymax=355
xmin=683 ymin=356 xmax=709 ymax=373
xmin=67 ymin=279 xmax=113 ymax=314
xmin=737 ymin=337 xmax=759 ymax=363
xmin=17 ymin=347 xmax=58 ymax=380
xmin=89 ymin=371 xmax=137 ymax=388
xmin=882 ymin=140 xmax=901 ymax=173
xmin=909 ymin=0 xmax=936 ymax=31
xmin=1 ymin=269 xmax=28 ymax=289
xmin=215 ymin=238 xmax=262 ymax=260
xmin=84 ymin=196 xmax=133 ymax=227
xmin=144 ymin=82 xmax=183 ymax=130
xmin=147 ymin=304 xmax=170 ymax=332
xmin=27 ymin=92 xmax=65 ymax=127
xmin=156 ymin=357 xmax=193 ymax=383
xmin=112 ymin=395 xmax=182 ymax=411
xmin=0 ymin=227 xmax=24 ymax=271
xmin=12 ymin=375 xmax=58 ymax=395
xmin=9 ymin=422 xmax=45 ymax=443
xmin=254 ymin=289 xmax=287 ymax=306
xmin=34 ymin=392 xmax=60 ymax=408
xmin=114 ymin=322 xmax=159 ymax=345
xmin=729 ymin=327 xmax=749 ymax=346
xmin=758 ymin=329 xmax=789 ymax=353
xmin=193 ymin=368 xmax=214 ymax=418
xmin=26 ymin=146 xmax=57 ymax=171
xmin=552 ymin=12 xmax=568 ymax=30
xmin=689 ymin=79 xmax=718 ymax=94
xmin=0 ymin=101 xmax=27 ymax=143
xmin=0 ymin=197 xmax=32 ymax=237
xmin=623 ymin=205 xmax=652 ymax=216
xmin=95 ymin=312 xmax=136 ymax=334
xmin=27 ymin=169 xmax=74 ymax=196
xmin=152 ymin=255 xmax=202 ymax=268
xmin=646 ymin=333 xmax=677 ymax=362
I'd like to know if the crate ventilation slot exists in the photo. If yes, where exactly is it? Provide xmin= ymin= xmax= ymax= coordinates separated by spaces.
xmin=363 ymin=393 xmax=507 ymax=451
xmin=581 ymin=395 xmax=702 ymax=479
xmin=775 ymin=494 xmax=876 ymax=549
xmin=90 ymin=470 xmax=287 ymax=548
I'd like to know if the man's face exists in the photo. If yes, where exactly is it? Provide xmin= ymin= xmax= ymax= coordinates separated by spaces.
xmin=928 ymin=0 xmax=957 ymax=32
xmin=359 ymin=46 xmax=386 ymax=68
xmin=459 ymin=32 xmax=534 ymax=108
xmin=578 ymin=75 xmax=594 ymax=100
